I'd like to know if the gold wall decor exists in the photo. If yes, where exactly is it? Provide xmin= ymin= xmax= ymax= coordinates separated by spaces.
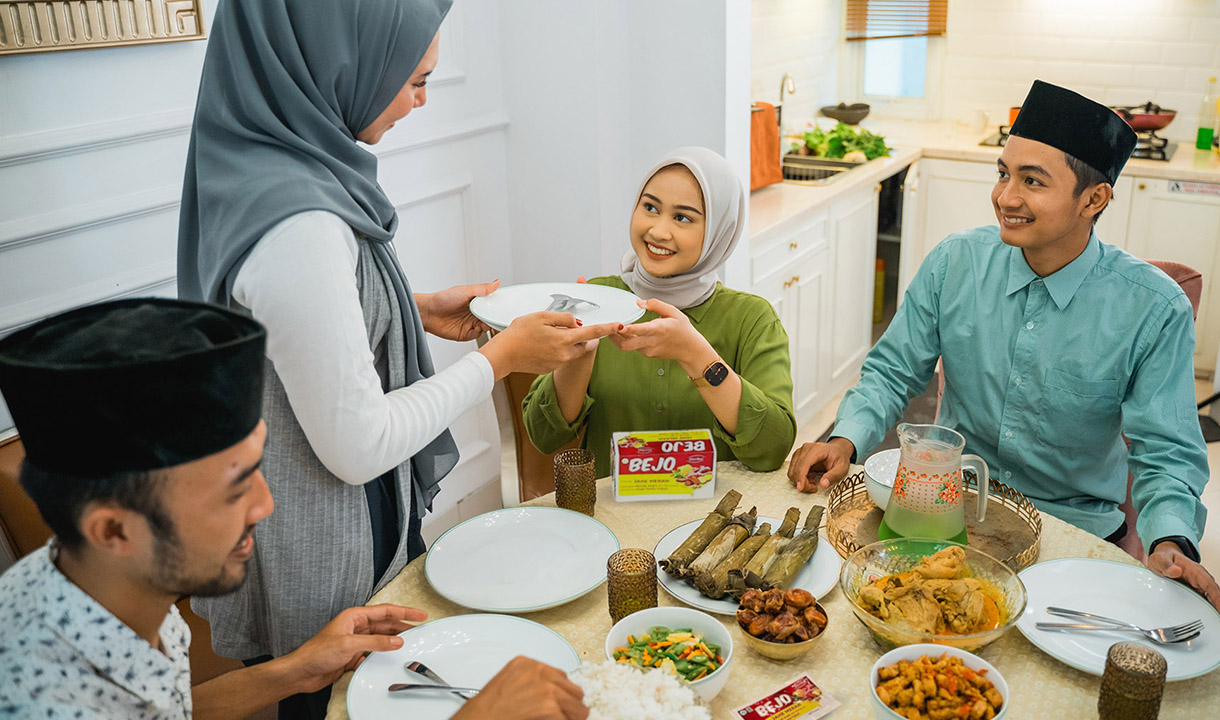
xmin=0 ymin=0 xmax=205 ymax=56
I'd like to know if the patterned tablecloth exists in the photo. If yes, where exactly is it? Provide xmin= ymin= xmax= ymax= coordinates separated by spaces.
xmin=326 ymin=462 xmax=1218 ymax=719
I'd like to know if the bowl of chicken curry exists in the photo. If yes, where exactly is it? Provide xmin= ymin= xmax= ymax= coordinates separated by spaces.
xmin=840 ymin=540 xmax=1026 ymax=652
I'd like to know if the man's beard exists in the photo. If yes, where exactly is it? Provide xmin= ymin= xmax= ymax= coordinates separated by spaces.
xmin=148 ymin=526 xmax=253 ymax=598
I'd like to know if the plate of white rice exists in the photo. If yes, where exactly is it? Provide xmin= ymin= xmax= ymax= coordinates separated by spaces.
xmin=570 ymin=662 xmax=711 ymax=720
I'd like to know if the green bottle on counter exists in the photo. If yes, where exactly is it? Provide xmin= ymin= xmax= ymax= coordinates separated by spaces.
xmin=1198 ymin=77 xmax=1217 ymax=151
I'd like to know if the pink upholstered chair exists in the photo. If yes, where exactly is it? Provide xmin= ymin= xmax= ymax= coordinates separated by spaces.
xmin=933 ymin=259 xmax=1203 ymax=562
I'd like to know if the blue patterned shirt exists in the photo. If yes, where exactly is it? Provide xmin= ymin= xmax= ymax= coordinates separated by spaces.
xmin=0 ymin=542 xmax=193 ymax=719
xmin=833 ymin=226 xmax=1209 ymax=551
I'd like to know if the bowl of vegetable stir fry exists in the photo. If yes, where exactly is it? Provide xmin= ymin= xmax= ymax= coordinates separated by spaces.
xmin=604 ymin=606 xmax=734 ymax=702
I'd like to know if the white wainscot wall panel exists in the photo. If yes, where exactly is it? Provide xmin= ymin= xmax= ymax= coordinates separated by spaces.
xmin=386 ymin=159 xmax=505 ymax=530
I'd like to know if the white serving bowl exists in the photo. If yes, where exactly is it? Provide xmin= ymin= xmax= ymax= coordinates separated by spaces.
xmin=604 ymin=606 xmax=734 ymax=702
xmin=863 ymin=448 xmax=900 ymax=509
xmin=869 ymin=643 xmax=1009 ymax=720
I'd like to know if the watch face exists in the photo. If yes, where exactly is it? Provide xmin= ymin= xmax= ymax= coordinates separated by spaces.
xmin=704 ymin=361 xmax=729 ymax=387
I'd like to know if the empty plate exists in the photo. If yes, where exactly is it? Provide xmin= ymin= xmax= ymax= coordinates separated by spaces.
xmin=1017 ymin=557 xmax=1220 ymax=680
xmin=469 ymin=282 xmax=645 ymax=331
xmin=347 ymin=613 xmax=580 ymax=720
xmin=425 ymin=507 xmax=620 ymax=613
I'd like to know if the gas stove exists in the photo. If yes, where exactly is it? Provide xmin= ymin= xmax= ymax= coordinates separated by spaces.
xmin=979 ymin=125 xmax=1177 ymax=161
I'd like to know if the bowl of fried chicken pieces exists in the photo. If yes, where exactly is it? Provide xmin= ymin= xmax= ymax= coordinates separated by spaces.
xmin=840 ymin=540 xmax=1026 ymax=652
xmin=735 ymin=587 xmax=829 ymax=661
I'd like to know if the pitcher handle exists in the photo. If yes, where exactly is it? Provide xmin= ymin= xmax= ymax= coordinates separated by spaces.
xmin=962 ymin=455 xmax=989 ymax=523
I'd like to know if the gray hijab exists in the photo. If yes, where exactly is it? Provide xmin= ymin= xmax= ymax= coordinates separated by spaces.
xmin=177 ymin=0 xmax=458 ymax=518
xmin=620 ymin=147 xmax=747 ymax=309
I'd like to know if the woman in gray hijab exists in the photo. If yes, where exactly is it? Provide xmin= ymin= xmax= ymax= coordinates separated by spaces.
xmin=522 ymin=147 xmax=797 ymax=478
xmin=177 ymin=1 xmax=616 ymax=715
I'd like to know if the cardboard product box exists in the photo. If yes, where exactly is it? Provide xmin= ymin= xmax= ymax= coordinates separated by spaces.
xmin=612 ymin=429 xmax=716 ymax=502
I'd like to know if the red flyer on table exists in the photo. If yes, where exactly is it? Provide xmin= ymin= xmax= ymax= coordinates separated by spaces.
xmin=732 ymin=674 xmax=840 ymax=720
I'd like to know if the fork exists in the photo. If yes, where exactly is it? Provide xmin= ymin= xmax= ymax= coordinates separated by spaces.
xmin=1047 ymin=606 xmax=1205 ymax=642
xmin=1035 ymin=619 xmax=1204 ymax=644
xmin=400 ymin=661 xmax=478 ymax=700
xmin=386 ymin=683 xmax=480 ymax=698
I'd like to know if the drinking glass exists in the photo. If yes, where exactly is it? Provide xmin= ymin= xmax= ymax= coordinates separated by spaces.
xmin=1098 ymin=641 xmax=1166 ymax=720
xmin=607 ymin=549 xmax=657 ymax=624
xmin=554 ymin=448 xmax=596 ymax=516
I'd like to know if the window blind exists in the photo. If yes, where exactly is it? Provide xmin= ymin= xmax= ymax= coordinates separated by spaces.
xmin=845 ymin=0 xmax=948 ymax=42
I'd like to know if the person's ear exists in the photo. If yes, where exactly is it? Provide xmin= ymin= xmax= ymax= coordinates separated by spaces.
xmin=1083 ymin=183 xmax=1112 ymax=221
xmin=77 ymin=502 xmax=144 ymax=558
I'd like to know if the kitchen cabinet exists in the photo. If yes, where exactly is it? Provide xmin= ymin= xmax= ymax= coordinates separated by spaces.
xmin=1124 ymin=178 xmax=1220 ymax=371
xmin=749 ymin=183 xmax=881 ymax=427
xmin=752 ymin=211 xmax=831 ymax=422
xmin=908 ymin=157 xmax=1220 ymax=373
xmin=828 ymin=185 xmax=881 ymax=395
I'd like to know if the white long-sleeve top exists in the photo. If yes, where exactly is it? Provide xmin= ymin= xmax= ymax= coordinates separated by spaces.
xmin=232 ymin=210 xmax=495 ymax=485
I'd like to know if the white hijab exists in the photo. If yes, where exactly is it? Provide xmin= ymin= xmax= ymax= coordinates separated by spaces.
xmin=619 ymin=147 xmax=747 ymax=309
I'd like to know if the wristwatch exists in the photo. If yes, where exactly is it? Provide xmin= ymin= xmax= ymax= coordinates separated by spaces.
xmin=689 ymin=360 xmax=729 ymax=388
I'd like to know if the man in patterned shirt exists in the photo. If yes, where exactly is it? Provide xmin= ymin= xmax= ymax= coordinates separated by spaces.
xmin=0 ymin=299 xmax=588 ymax=719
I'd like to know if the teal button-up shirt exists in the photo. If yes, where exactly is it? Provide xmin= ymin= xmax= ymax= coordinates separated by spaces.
xmin=834 ymin=226 xmax=1208 ymax=552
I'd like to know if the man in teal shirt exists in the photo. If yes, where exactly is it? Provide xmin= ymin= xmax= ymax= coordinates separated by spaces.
xmin=788 ymin=80 xmax=1219 ymax=611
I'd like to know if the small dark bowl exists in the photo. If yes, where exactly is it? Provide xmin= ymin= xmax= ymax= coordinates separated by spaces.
xmin=820 ymin=103 xmax=870 ymax=125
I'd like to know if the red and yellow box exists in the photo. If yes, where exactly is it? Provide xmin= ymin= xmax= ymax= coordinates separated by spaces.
xmin=612 ymin=429 xmax=716 ymax=502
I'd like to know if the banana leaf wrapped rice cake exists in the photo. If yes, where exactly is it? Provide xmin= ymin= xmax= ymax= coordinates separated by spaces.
xmin=682 ymin=506 xmax=757 ymax=579
xmin=727 ymin=506 xmax=800 ymax=600
xmin=750 ymin=506 xmax=824 ymax=591
xmin=693 ymin=522 xmax=772 ymax=599
xmin=659 ymin=490 xmax=741 ymax=576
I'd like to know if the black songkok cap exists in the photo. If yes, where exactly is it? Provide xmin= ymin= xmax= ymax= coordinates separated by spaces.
xmin=1009 ymin=79 xmax=1138 ymax=185
xmin=0 ymin=299 xmax=266 ymax=476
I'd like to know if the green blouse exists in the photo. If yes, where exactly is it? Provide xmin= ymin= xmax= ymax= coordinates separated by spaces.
xmin=522 ymin=276 xmax=796 ymax=477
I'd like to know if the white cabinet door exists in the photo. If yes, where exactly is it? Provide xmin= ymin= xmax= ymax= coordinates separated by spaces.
xmin=787 ymin=248 xmax=831 ymax=422
xmin=753 ymin=246 xmax=829 ymax=427
xmin=829 ymin=185 xmax=880 ymax=393
xmin=1125 ymin=177 xmax=1220 ymax=372
xmin=916 ymin=159 xmax=999 ymax=258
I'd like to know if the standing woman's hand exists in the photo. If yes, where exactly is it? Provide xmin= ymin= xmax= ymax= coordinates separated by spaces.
xmin=478 ymin=312 xmax=621 ymax=381
xmin=416 ymin=280 xmax=499 ymax=341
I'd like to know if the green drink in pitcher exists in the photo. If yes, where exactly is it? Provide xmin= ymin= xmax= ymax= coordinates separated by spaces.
xmin=878 ymin=423 xmax=989 ymax=544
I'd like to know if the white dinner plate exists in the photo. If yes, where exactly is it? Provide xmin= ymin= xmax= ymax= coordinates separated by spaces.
xmin=347 ymin=613 xmax=580 ymax=720
xmin=425 ymin=507 xmax=620 ymax=613
xmin=1017 ymin=558 xmax=1220 ymax=680
xmin=469 ymin=282 xmax=645 ymax=331
xmin=653 ymin=516 xmax=843 ymax=616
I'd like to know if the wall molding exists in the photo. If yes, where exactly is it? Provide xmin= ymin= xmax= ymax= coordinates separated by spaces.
xmin=0 ymin=107 xmax=507 ymax=173
xmin=0 ymin=108 xmax=194 ymax=169
xmin=373 ymin=111 xmax=508 ymax=160
xmin=0 ymin=184 xmax=181 ymax=252
xmin=0 ymin=259 xmax=176 ymax=336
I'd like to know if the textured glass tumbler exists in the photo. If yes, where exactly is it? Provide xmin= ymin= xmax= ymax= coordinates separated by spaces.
xmin=607 ymin=549 xmax=658 ymax=624
xmin=554 ymin=448 xmax=596 ymax=516
xmin=1098 ymin=642 xmax=1167 ymax=720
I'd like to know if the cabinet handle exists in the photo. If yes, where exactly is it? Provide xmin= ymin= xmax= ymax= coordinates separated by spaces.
xmin=875 ymin=183 xmax=882 ymax=192
xmin=782 ymin=275 xmax=801 ymax=289
xmin=789 ymin=241 xmax=799 ymax=250
xmin=1138 ymin=183 xmax=1146 ymax=190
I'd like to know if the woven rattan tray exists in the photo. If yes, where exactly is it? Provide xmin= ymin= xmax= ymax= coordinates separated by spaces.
xmin=826 ymin=470 xmax=1042 ymax=571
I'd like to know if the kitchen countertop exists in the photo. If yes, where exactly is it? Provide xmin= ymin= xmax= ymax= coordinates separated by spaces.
xmin=751 ymin=119 xmax=1220 ymax=246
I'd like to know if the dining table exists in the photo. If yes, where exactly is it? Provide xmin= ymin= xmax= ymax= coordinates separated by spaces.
xmin=325 ymin=461 xmax=1219 ymax=719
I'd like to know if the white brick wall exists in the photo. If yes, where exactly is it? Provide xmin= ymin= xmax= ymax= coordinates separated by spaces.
xmin=944 ymin=0 xmax=1220 ymax=142
xmin=750 ymin=0 xmax=841 ymax=134
xmin=751 ymin=0 xmax=1219 ymax=143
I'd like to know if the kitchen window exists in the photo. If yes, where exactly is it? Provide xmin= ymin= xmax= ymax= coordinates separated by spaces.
xmin=840 ymin=0 xmax=947 ymax=120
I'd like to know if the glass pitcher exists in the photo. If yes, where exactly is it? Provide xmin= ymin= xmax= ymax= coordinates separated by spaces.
xmin=878 ymin=423 xmax=989 ymax=544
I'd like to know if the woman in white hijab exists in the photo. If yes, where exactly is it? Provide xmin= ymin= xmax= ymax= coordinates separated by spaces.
xmin=523 ymin=147 xmax=796 ymax=476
